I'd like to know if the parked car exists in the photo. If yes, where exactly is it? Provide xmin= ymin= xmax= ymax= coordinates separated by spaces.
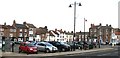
xmin=34 ymin=42 xmax=58 ymax=53
xmin=75 ymin=41 xmax=84 ymax=50
xmin=91 ymin=42 xmax=97 ymax=48
xmin=82 ymin=41 xmax=94 ymax=50
xmin=48 ymin=41 xmax=71 ymax=52
xmin=19 ymin=42 xmax=38 ymax=54
xmin=66 ymin=41 xmax=82 ymax=50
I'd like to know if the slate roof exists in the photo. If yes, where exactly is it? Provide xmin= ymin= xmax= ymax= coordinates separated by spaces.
xmin=65 ymin=32 xmax=73 ymax=35
xmin=0 ymin=25 xmax=7 ymax=29
xmin=76 ymin=32 xmax=89 ymax=35
xmin=58 ymin=30 xmax=64 ymax=33
xmin=6 ymin=25 xmax=15 ymax=29
xmin=26 ymin=23 xmax=36 ymax=28
xmin=36 ymin=27 xmax=48 ymax=35
xmin=53 ymin=31 xmax=59 ymax=35
xmin=16 ymin=24 xmax=28 ymax=29
xmin=49 ymin=31 xmax=55 ymax=36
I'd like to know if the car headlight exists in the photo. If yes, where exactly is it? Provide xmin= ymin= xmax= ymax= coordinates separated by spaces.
xmin=30 ymin=48 xmax=33 ymax=50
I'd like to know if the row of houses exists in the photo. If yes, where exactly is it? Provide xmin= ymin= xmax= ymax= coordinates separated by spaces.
xmin=0 ymin=20 xmax=120 ymax=43
xmin=0 ymin=20 xmax=75 ymax=42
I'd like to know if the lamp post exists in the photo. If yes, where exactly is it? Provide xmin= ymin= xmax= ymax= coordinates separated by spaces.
xmin=84 ymin=18 xmax=87 ymax=41
xmin=69 ymin=1 xmax=82 ymax=51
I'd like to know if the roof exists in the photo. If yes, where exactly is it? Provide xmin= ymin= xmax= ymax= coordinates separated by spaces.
xmin=53 ymin=31 xmax=59 ymax=35
xmin=26 ymin=23 xmax=36 ymax=28
xmin=49 ymin=31 xmax=55 ymax=36
xmin=90 ymin=24 xmax=113 ymax=29
xmin=115 ymin=32 xmax=120 ymax=35
xmin=6 ymin=25 xmax=15 ymax=29
xmin=65 ymin=32 xmax=73 ymax=35
xmin=76 ymin=32 xmax=89 ymax=35
xmin=16 ymin=24 xmax=28 ymax=29
xmin=58 ymin=30 xmax=64 ymax=33
xmin=36 ymin=27 xmax=48 ymax=35
xmin=0 ymin=25 xmax=7 ymax=29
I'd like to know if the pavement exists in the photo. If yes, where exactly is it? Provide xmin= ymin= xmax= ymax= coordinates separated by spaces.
xmin=1 ymin=45 xmax=114 ymax=57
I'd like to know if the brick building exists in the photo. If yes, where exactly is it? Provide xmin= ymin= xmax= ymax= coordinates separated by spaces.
xmin=12 ymin=20 xmax=29 ymax=41
xmin=89 ymin=23 xmax=113 ymax=43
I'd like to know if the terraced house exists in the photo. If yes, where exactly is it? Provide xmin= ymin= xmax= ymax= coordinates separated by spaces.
xmin=0 ymin=23 xmax=16 ymax=41
xmin=23 ymin=22 xmax=36 ymax=41
xmin=12 ymin=20 xmax=29 ymax=42
xmin=35 ymin=26 xmax=48 ymax=41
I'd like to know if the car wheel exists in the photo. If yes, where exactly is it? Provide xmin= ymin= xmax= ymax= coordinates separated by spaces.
xmin=35 ymin=52 xmax=38 ymax=54
xmin=45 ymin=49 xmax=50 ymax=53
xmin=19 ymin=48 xmax=22 ymax=53
xmin=27 ymin=50 xmax=29 ymax=55
xmin=62 ymin=48 xmax=65 ymax=52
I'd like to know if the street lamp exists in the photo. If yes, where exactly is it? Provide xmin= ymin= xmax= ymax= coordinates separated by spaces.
xmin=84 ymin=18 xmax=87 ymax=41
xmin=69 ymin=1 xmax=82 ymax=51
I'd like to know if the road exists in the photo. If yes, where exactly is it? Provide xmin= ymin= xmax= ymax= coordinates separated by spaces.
xmin=2 ymin=45 xmax=120 ymax=58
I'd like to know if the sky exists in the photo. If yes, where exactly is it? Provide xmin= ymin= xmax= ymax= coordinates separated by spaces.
xmin=0 ymin=0 xmax=119 ymax=32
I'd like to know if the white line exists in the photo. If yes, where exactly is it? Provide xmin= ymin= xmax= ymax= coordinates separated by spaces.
xmin=97 ymin=53 xmax=111 ymax=56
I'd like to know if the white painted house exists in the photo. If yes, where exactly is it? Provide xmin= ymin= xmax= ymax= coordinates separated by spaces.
xmin=46 ymin=29 xmax=67 ymax=42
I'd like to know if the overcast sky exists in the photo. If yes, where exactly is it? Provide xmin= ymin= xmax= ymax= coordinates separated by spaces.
xmin=0 ymin=0 xmax=119 ymax=32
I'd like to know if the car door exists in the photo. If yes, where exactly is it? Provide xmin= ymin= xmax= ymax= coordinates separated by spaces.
xmin=37 ymin=43 xmax=46 ymax=51
xmin=20 ymin=43 xmax=26 ymax=51
xmin=24 ymin=44 xmax=28 ymax=52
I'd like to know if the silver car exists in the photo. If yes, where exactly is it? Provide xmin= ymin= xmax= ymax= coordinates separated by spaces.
xmin=35 ymin=42 xmax=58 ymax=53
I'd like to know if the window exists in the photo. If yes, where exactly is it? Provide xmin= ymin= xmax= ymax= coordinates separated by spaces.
xmin=29 ymin=28 xmax=33 ymax=31
xmin=10 ymin=29 xmax=16 ymax=32
xmin=66 ymin=36 xmax=68 ymax=38
xmin=19 ymin=33 xmax=22 ymax=37
xmin=106 ymin=29 xmax=108 ymax=32
xmin=9 ymin=33 xmax=13 ymax=37
xmin=90 ymin=29 xmax=92 ymax=32
xmin=57 ymin=35 xmax=59 ymax=37
xmin=25 ymin=29 xmax=27 ymax=32
xmin=13 ymin=29 xmax=16 ymax=32
xmin=0 ymin=28 xmax=4 ymax=31
xmin=39 ymin=44 xmax=46 ymax=46
xmin=94 ymin=29 xmax=96 ymax=32
xmin=94 ymin=34 xmax=96 ymax=37
xmin=0 ymin=32 xmax=4 ymax=36
xmin=24 ymin=33 xmax=27 ymax=37
xmin=79 ymin=35 xmax=81 ymax=38
xmin=20 ymin=29 xmax=22 ymax=32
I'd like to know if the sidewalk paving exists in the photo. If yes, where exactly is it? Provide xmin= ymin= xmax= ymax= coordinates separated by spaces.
xmin=2 ymin=47 xmax=114 ymax=57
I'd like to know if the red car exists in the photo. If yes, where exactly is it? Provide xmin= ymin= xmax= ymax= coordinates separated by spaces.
xmin=19 ymin=42 xmax=38 ymax=54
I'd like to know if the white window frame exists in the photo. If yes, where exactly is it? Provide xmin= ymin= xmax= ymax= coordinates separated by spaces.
xmin=20 ymin=29 xmax=22 ymax=32
xmin=19 ymin=33 xmax=22 ymax=37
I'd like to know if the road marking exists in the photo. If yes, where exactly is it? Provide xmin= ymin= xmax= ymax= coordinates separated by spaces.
xmin=97 ymin=53 xmax=111 ymax=56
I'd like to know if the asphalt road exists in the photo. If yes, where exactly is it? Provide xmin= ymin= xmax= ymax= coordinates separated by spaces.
xmin=2 ymin=46 xmax=120 ymax=58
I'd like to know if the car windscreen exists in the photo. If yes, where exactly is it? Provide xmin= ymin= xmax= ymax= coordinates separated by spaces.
xmin=45 ymin=43 xmax=53 ymax=46
xmin=27 ymin=43 xmax=35 ymax=47
xmin=60 ymin=42 xmax=69 ymax=46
